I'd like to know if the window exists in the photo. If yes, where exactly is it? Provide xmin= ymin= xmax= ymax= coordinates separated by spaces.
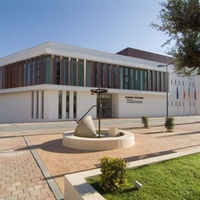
xmin=163 ymin=72 xmax=166 ymax=92
xmin=135 ymin=69 xmax=140 ymax=90
xmin=144 ymin=70 xmax=148 ymax=91
xmin=24 ymin=62 xmax=27 ymax=86
xmin=107 ymin=64 xmax=112 ymax=88
xmin=149 ymin=71 xmax=153 ymax=91
xmin=32 ymin=60 xmax=35 ymax=85
xmin=58 ymin=91 xmax=62 ymax=119
xmin=42 ymin=91 xmax=44 ymax=119
xmin=86 ymin=61 xmax=92 ymax=86
xmin=27 ymin=61 xmax=30 ymax=85
xmin=123 ymin=67 xmax=129 ymax=89
xmin=31 ymin=92 xmax=34 ymax=118
xmin=141 ymin=70 xmax=148 ymax=91
xmin=101 ymin=63 xmax=105 ymax=87
xmin=43 ymin=56 xmax=51 ymax=84
xmin=64 ymin=57 xmax=68 ymax=85
xmin=94 ymin=62 xmax=98 ymax=87
xmin=37 ymin=59 xmax=40 ymax=84
xmin=73 ymin=92 xmax=77 ymax=118
xmin=153 ymin=71 xmax=157 ymax=91
xmin=129 ymin=68 xmax=134 ymax=89
xmin=56 ymin=57 xmax=60 ymax=84
xmin=66 ymin=91 xmax=70 ymax=118
xmin=0 ymin=67 xmax=2 ymax=89
xmin=36 ymin=91 xmax=39 ymax=118
xmin=119 ymin=67 xmax=123 ymax=89
xmin=113 ymin=65 xmax=118 ymax=88
xmin=71 ymin=59 xmax=76 ymax=86
xmin=79 ymin=60 xmax=84 ymax=86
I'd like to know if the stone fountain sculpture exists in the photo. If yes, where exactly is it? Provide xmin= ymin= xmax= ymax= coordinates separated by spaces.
xmin=74 ymin=115 xmax=98 ymax=138
xmin=63 ymin=86 xmax=135 ymax=150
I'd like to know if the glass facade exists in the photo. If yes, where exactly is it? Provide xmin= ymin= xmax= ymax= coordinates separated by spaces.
xmin=0 ymin=54 xmax=167 ymax=92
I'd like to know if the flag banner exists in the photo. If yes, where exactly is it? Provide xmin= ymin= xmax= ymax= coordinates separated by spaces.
xmin=194 ymin=87 xmax=197 ymax=101
xmin=183 ymin=86 xmax=186 ymax=100
xmin=188 ymin=86 xmax=190 ymax=100
xmin=176 ymin=86 xmax=179 ymax=99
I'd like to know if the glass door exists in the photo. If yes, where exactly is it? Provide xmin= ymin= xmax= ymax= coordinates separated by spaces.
xmin=97 ymin=94 xmax=112 ymax=118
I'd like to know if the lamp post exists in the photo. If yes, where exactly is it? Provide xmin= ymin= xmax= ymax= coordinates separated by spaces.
xmin=90 ymin=86 xmax=108 ymax=138
xmin=157 ymin=64 xmax=170 ymax=118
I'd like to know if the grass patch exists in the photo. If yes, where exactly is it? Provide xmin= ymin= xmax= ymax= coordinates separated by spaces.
xmin=87 ymin=153 xmax=200 ymax=199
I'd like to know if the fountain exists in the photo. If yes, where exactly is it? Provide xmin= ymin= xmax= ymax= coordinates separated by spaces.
xmin=62 ymin=87 xmax=135 ymax=151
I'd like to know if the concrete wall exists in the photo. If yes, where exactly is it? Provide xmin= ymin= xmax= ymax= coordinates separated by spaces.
xmin=169 ymin=67 xmax=198 ymax=116
xmin=0 ymin=91 xmax=31 ymax=123
xmin=116 ymin=93 xmax=165 ymax=118
xmin=0 ymin=79 xmax=199 ymax=124
xmin=76 ymin=91 xmax=96 ymax=119
xmin=44 ymin=90 xmax=58 ymax=120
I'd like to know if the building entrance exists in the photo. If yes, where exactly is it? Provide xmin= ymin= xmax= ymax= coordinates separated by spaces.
xmin=97 ymin=94 xmax=112 ymax=118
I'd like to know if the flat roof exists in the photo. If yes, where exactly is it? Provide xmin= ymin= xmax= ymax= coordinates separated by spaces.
xmin=0 ymin=41 xmax=171 ymax=71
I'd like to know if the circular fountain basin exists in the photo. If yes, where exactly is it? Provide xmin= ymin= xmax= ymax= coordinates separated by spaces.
xmin=62 ymin=129 xmax=134 ymax=151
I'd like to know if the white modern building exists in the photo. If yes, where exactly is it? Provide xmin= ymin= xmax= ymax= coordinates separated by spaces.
xmin=0 ymin=41 xmax=199 ymax=123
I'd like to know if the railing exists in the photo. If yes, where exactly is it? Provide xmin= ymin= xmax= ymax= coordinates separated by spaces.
xmin=74 ymin=105 xmax=97 ymax=124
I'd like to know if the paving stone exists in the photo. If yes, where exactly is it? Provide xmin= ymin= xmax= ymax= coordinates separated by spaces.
xmin=1 ymin=117 xmax=200 ymax=199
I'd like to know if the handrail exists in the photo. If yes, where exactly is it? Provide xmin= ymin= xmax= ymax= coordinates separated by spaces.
xmin=74 ymin=105 xmax=97 ymax=124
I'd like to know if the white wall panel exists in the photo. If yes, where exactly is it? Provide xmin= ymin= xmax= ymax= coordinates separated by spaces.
xmin=0 ymin=92 xmax=31 ymax=123
xmin=76 ymin=91 xmax=96 ymax=120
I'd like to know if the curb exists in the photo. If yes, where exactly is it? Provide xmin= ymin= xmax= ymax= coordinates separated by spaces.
xmin=23 ymin=135 xmax=64 ymax=200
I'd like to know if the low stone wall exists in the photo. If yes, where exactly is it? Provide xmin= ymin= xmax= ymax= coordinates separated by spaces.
xmin=63 ymin=129 xmax=134 ymax=151
xmin=64 ymin=148 xmax=200 ymax=200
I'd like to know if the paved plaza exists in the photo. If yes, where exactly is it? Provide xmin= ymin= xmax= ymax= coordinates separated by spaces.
xmin=0 ymin=116 xmax=200 ymax=200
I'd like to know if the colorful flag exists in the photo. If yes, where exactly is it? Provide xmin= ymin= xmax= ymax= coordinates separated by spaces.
xmin=188 ymin=86 xmax=190 ymax=100
xmin=183 ymin=86 xmax=186 ymax=100
xmin=176 ymin=86 xmax=179 ymax=99
xmin=194 ymin=87 xmax=197 ymax=101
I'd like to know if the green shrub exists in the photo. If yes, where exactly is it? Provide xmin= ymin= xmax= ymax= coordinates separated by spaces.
xmin=100 ymin=156 xmax=127 ymax=192
xmin=141 ymin=116 xmax=149 ymax=128
xmin=165 ymin=117 xmax=175 ymax=132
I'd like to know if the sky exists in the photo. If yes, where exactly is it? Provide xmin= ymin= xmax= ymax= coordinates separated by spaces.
xmin=0 ymin=0 xmax=169 ymax=58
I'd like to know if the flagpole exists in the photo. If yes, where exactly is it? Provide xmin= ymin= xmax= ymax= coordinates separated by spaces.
xmin=177 ymin=100 xmax=179 ymax=116
xmin=184 ymin=101 xmax=185 ymax=116
xmin=188 ymin=86 xmax=190 ymax=116
xmin=176 ymin=86 xmax=179 ymax=116
xmin=195 ymin=101 xmax=197 ymax=115
xmin=194 ymin=86 xmax=197 ymax=115
xmin=183 ymin=86 xmax=186 ymax=116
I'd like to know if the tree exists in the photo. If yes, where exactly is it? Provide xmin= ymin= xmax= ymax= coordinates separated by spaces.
xmin=151 ymin=0 xmax=200 ymax=76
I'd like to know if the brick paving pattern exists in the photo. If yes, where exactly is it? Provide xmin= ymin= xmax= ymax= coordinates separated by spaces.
xmin=0 ymin=116 xmax=200 ymax=199
xmin=0 ymin=136 xmax=55 ymax=200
